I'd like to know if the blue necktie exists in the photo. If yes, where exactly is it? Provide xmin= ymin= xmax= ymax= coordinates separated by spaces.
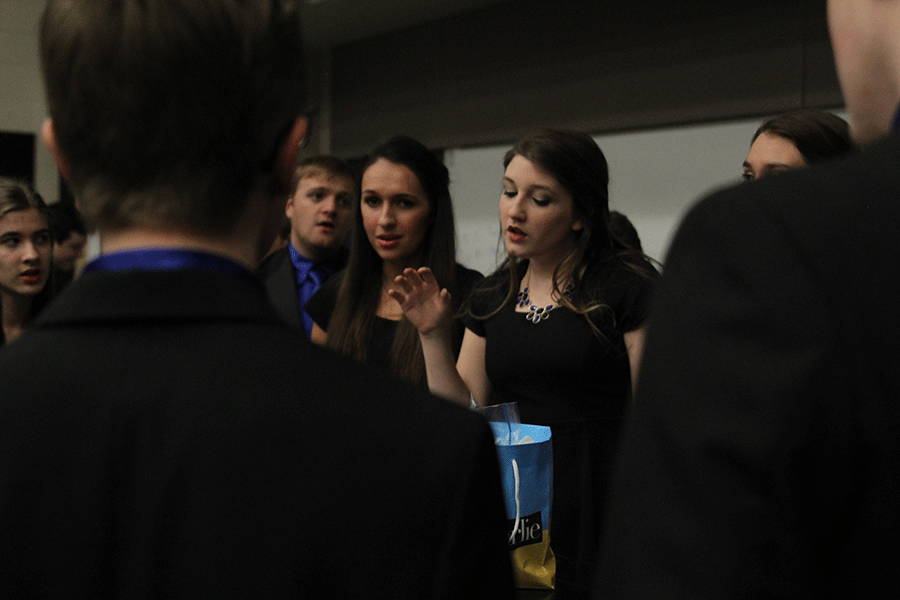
xmin=298 ymin=265 xmax=322 ymax=337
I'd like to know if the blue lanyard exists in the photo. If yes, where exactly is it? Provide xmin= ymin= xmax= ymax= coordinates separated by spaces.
xmin=83 ymin=248 xmax=251 ymax=275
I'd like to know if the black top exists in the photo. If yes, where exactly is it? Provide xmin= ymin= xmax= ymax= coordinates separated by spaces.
xmin=306 ymin=263 xmax=483 ymax=371
xmin=465 ymin=261 xmax=653 ymax=423
xmin=464 ymin=259 xmax=655 ymax=591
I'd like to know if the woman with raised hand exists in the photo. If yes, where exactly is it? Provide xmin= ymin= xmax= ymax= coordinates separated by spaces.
xmin=391 ymin=128 xmax=658 ymax=592
xmin=0 ymin=179 xmax=54 ymax=346
xmin=306 ymin=135 xmax=481 ymax=388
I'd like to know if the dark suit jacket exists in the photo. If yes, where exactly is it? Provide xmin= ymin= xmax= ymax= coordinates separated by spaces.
xmin=257 ymin=245 xmax=346 ymax=331
xmin=596 ymin=135 xmax=900 ymax=599
xmin=0 ymin=267 xmax=514 ymax=598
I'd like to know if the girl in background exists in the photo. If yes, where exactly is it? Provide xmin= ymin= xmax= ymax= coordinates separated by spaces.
xmin=742 ymin=108 xmax=852 ymax=181
xmin=391 ymin=129 xmax=658 ymax=591
xmin=0 ymin=179 xmax=53 ymax=345
xmin=307 ymin=135 xmax=481 ymax=389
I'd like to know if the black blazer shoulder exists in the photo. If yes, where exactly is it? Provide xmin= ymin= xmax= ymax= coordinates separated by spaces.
xmin=257 ymin=247 xmax=302 ymax=328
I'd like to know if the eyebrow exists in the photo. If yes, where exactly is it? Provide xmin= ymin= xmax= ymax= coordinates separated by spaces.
xmin=0 ymin=227 xmax=49 ymax=237
xmin=502 ymin=177 xmax=553 ymax=192
xmin=742 ymin=161 xmax=793 ymax=171
xmin=361 ymin=190 xmax=418 ymax=201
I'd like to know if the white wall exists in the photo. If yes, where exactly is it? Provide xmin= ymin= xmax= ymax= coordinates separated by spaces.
xmin=0 ymin=0 xmax=55 ymax=198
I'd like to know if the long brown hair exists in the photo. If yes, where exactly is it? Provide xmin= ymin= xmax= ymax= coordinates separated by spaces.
xmin=470 ymin=129 xmax=657 ymax=339
xmin=326 ymin=136 xmax=459 ymax=386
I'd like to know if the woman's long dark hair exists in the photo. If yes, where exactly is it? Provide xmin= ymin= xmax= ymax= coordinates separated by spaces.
xmin=326 ymin=135 xmax=459 ymax=386
xmin=471 ymin=129 xmax=657 ymax=338
xmin=752 ymin=109 xmax=852 ymax=164
xmin=0 ymin=178 xmax=55 ymax=345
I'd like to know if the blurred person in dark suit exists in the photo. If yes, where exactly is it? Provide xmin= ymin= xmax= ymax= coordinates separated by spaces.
xmin=596 ymin=0 xmax=900 ymax=597
xmin=46 ymin=200 xmax=87 ymax=290
xmin=0 ymin=1 xmax=514 ymax=598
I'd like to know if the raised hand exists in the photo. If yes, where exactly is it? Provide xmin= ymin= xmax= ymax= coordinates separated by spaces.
xmin=388 ymin=267 xmax=453 ymax=336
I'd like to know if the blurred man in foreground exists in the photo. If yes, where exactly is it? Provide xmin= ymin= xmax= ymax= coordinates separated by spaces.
xmin=597 ymin=0 xmax=900 ymax=597
xmin=0 ymin=1 xmax=514 ymax=597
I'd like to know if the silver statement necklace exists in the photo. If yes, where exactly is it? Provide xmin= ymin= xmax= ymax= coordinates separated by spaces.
xmin=516 ymin=270 xmax=573 ymax=324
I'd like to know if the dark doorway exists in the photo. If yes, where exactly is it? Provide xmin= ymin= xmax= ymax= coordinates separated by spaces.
xmin=0 ymin=131 xmax=35 ymax=183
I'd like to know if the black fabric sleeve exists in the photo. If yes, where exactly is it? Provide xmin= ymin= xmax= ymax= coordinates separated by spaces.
xmin=596 ymin=188 xmax=846 ymax=599
xmin=304 ymin=271 xmax=342 ymax=331
xmin=460 ymin=272 xmax=506 ymax=338
xmin=607 ymin=265 xmax=657 ymax=334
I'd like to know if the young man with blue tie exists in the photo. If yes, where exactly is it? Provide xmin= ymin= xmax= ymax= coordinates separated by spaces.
xmin=259 ymin=156 xmax=356 ymax=337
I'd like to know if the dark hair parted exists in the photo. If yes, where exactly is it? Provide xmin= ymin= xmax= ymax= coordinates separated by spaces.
xmin=39 ymin=0 xmax=307 ymax=235
xmin=326 ymin=136 xmax=459 ymax=386
xmin=0 ymin=179 xmax=55 ymax=344
xmin=472 ymin=129 xmax=657 ymax=338
xmin=609 ymin=210 xmax=643 ymax=253
xmin=753 ymin=109 xmax=852 ymax=164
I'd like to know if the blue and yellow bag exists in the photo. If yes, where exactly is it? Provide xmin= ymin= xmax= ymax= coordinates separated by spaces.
xmin=486 ymin=412 xmax=555 ymax=590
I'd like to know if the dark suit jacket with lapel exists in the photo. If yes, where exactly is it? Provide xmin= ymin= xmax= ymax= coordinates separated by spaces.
xmin=257 ymin=245 xmax=346 ymax=330
xmin=596 ymin=135 xmax=900 ymax=599
xmin=0 ymin=267 xmax=514 ymax=599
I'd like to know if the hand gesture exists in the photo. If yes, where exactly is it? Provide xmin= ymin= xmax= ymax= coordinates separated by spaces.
xmin=388 ymin=267 xmax=452 ymax=336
